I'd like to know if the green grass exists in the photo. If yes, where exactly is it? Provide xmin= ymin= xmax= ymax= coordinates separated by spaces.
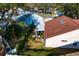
xmin=22 ymin=48 xmax=79 ymax=56
xmin=27 ymin=38 xmax=44 ymax=49
xmin=22 ymin=48 xmax=56 ymax=56
xmin=37 ymin=13 xmax=52 ymax=18
xmin=20 ymin=38 xmax=79 ymax=56
xmin=18 ymin=22 xmax=25 ymax=27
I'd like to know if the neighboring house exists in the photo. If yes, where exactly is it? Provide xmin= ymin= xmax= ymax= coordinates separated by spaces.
xmin=32 ymin=13 xmax=44 ymax=32
xmin=52 ymin=9 xmax=64 ymax=18
xmin=45 ymin=16 xmax=79 ymax=49
xmin=30 ymin=13 xmax=44 ymax=38
xmin=52 ymin=9 xmax=58 ymax=18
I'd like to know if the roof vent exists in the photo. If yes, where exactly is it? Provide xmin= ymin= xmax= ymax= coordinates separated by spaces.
xmin=59 ymin=19 xmax=65 ymax=24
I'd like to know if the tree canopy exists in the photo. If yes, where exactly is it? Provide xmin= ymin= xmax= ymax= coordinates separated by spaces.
xmin=56 ymin=4 xmax=79 ymax=19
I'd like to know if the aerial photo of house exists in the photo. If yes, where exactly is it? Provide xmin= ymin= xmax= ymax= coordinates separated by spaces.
xmin=0 ymin=3 xmax=79 ymax=56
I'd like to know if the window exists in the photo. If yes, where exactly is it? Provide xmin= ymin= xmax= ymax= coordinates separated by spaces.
xmin=61 ymin=40 xmax=67 ymax=42
xmin=59 ymin=19 xmax=65 ymax=24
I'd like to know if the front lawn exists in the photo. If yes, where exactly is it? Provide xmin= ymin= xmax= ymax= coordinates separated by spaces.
xmin=22 ymin=48 xmax=79 ymax=56
xmin=21 ymin=38 xmax=79 ymax=56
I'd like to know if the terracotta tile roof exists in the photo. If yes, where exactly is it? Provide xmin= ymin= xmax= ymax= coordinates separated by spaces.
xmin=72 ymin=19 xmax=79 ymax=25
xmin=45 ymin=16 xmax=79 ymax=39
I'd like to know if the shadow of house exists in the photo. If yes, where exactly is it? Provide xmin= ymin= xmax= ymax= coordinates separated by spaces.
xmin=47 ymin=42 xmax=79 ymax=56
xmin=57 ymin=42 xmax=79 ymax=49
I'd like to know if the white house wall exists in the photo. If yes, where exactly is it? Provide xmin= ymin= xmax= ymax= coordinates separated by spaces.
xmin=45 ymin=29 xmax=79 ymax=49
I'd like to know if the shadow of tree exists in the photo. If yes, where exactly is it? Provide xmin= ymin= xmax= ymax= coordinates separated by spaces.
xmin=47 ymin=48 xmax=79 ymax=56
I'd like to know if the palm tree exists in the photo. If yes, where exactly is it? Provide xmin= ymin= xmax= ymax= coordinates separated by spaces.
xmin=4 ymin=21 xmax=24 ymax=49
xmin=16 ymin=22 xmax=36 ymax=55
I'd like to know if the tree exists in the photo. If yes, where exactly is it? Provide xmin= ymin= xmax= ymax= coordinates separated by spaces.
xmin=16 ymin=22 xmax=36 ymax=55
xmin=57 ymin=4 xmax=79 ymax=19
xmin=4 ymin=21 xmax=24 ymax=49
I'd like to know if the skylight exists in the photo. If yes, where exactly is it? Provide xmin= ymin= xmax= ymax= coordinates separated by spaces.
xmin=59 ymin=19 xmax=65 ymax=24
